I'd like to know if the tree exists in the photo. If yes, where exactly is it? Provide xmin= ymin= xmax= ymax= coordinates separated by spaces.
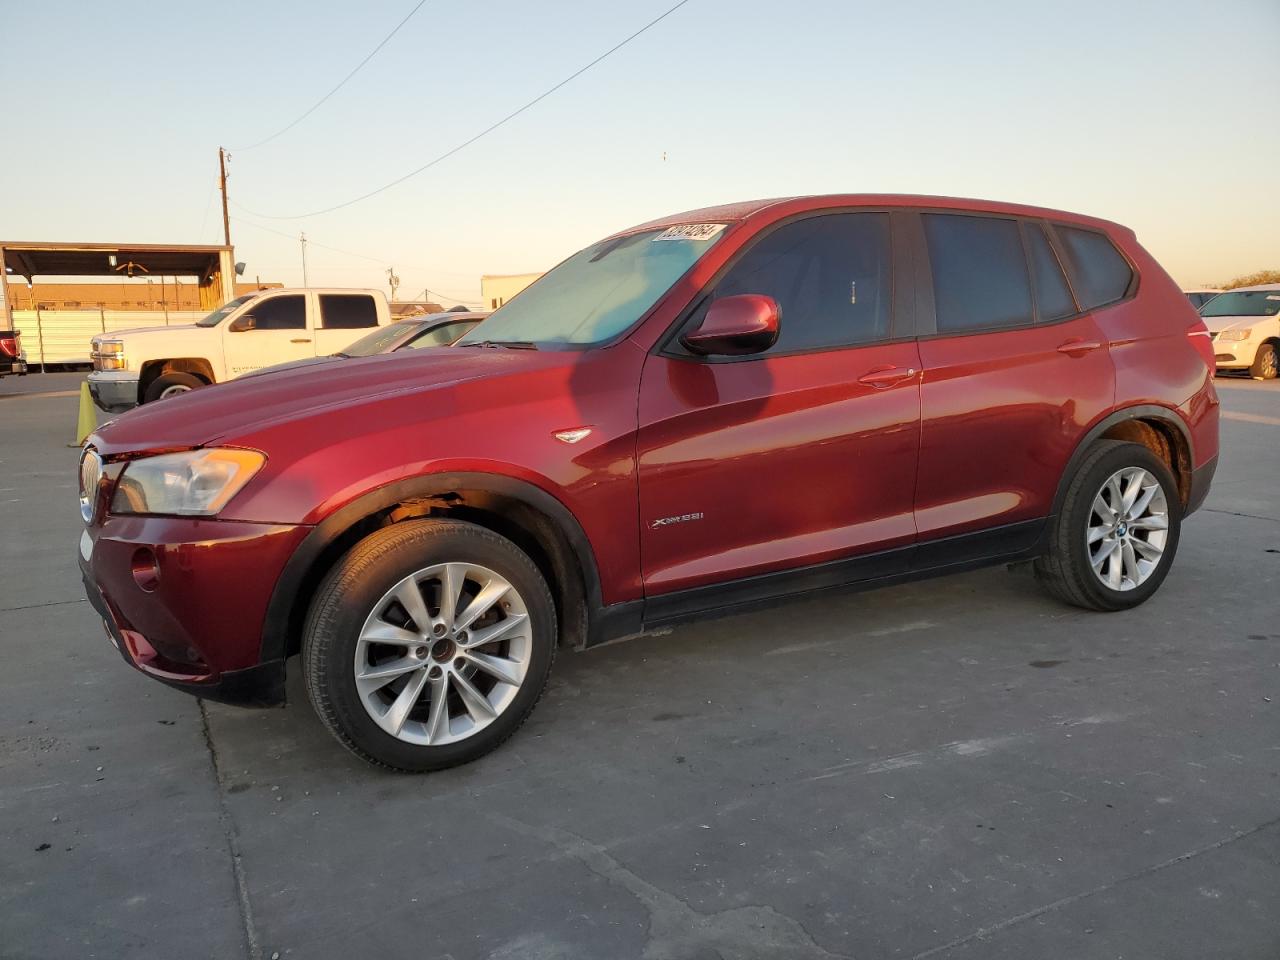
xmin=1216 ymin=269 xmax=1280 ymax=290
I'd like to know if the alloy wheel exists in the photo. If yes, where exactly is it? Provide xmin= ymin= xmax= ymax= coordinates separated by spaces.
xmin=158 ymin=384 xmax=193 ymax=400
xmin=1260 ymin=348 xmax=1278 ymax=379
xmin=1087 ymin=467 xmax=1169 ymax=592
xmin=353 ymin=562 xmax=531 ymax=745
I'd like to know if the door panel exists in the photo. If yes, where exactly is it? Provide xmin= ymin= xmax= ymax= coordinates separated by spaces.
xmin=912 ymin=211 xmax=1116 ymax=544
xmin=638 ymin=344 xmax=921 ymax=594
xmin=914 ymin=316 xmax=1114 ymax=540
xmin=221 ymin=293 xmax=315 ymax=379
xmin=636 ymin=210 xmax=922 ymax=596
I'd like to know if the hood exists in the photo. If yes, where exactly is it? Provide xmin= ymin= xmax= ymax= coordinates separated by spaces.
xmin=1203 ymin=315 xmax=1256 ymax=335
xmin=95 ymin=324 xmax=200 ymax=339
xmin=91 ymin=346 xmax=575 ymax=454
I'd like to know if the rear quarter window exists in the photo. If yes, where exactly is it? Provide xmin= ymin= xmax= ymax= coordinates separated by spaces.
xmin=1056 ymin=227 xmax=1134 ymax=310
xmin=1024 ymin=223 xmax=1077 ymax=322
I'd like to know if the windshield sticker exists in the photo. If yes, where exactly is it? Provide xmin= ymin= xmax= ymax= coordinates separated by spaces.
xmin=653 ymin=223 xmax=726 ymax=242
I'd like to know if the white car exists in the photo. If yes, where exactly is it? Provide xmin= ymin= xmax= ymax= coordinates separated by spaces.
xmin=87 ymin=288 xmax=393 ymax=412
xmin=1202 ymin=283 xmax=1280 ymax=380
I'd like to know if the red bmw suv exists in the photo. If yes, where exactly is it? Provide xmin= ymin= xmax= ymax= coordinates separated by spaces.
xmin=78 ymin=195 xmax=1220 ymax=771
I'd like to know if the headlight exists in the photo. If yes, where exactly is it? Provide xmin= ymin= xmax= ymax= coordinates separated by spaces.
xmin=111 ymin=449 xmax=265 ymax=516
xmin=1217 ymin=328 xmax=1251 ymax=342
xmin=92 ymin=340 xmax=126 ymax=371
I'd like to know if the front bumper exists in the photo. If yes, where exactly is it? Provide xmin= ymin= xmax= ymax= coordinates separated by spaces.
xmin=78 ymin=515 xmax=310 ymax=707
xmin=1212 ymin=341 xmax=1255 ymax=369
xmin=87 ymin=371 xmax=139 ymax=413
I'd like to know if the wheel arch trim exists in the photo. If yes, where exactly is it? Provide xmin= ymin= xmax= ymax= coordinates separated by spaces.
xmin=259 ymin=471 xmax=604 ymax=665
xmin=1051 ymin=404 xmax=1193 ymax=518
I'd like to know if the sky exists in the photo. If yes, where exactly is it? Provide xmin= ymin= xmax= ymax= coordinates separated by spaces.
xmin=3 ymin=0 xmax=1277 ymax=302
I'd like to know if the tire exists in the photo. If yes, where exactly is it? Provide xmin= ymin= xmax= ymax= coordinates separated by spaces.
xmin=1034 ymin=440 xmax=1181 ymax=612
xmin=143 ymin=371 xmax=205 ymax=403
xmin=1249 ymin=343 xmax=1278 ymax=381
xmin=302 ymin=519 xmax=557 ymax=772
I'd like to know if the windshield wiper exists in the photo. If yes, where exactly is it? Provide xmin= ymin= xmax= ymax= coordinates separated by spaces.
xmin=460 ymin=340 xmax=539 ymax=350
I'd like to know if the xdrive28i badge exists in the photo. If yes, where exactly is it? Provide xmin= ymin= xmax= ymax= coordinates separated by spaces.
xmin=650 ymin=512 xmax=704 ymax=530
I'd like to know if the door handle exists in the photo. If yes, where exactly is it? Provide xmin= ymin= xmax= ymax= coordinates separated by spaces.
xmin=1056 ymin=337 xmax=1103 ymax=357
xmin=290 ymin=338 xmax=312 ymax=344
xmin=857 ymin=365 xmax=917 ymax=388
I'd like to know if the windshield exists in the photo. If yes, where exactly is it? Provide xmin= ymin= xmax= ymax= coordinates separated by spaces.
xmin=196 ymin=294 xmax=256 ymax=327
xmin=338 ymin=322 xmax=413 ymax=357
xmin=1200 ymin=290 xmax=1280 ymax=318
xmin=457 ymin=224 xmax=727 ymax=347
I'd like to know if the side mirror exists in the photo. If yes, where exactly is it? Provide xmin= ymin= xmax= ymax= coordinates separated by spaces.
xmin=230 ymin=314 xmax=257 ymax=332
xmin=680 ymin=294 xmax=780 ymax=356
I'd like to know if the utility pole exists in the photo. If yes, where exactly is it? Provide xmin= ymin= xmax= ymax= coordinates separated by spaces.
xmin=217 ymin=147 xmax=232 ymax=247
xmin=300 ymin=233 xmax=309 ymax=287
xmin=386 ymin=266 xmax=400 ymax=302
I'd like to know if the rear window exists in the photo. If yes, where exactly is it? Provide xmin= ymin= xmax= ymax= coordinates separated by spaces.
xmin=320 ymin=294 xmax=379 ymax=329
xmin=1057 ymin=227 xmax=1133 ymax=309
xmin=404 ymin=320 xmax=479 ymax=348
xmin=923 ymin=214 xmax=1033 ymax=332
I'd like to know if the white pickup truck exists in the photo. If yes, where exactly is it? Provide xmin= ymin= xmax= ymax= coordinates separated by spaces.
xmin=87 ymin=288 xmax=393 ymax=412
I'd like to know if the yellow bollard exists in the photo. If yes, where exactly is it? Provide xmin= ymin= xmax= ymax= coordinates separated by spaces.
xmin=71 ymin=381 xmax=98 ymax=447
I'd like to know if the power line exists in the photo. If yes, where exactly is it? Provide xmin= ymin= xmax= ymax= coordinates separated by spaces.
xmin=235 ymin=0 xmax=694 ymax=219
xmin=197 ymin=183 xmax=217 ymax=242
xmin=233 ymin=0 xmax=431 ymax=151
xmin=228 ymin=214 xmax=483 ymax=304
xmin=231 ymin=213 xmax=386 ymax=262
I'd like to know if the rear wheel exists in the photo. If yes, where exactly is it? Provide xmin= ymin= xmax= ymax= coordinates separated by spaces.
xmin=1250 ymin=343 xmax=1278 ymax=380
xmin=302 ymin=519 xmax=556 ymax=772
xmin=1034 ymin=440 xmax=1181 ymax=611
xmin=144 ymin=371 xmax=204 ymax=403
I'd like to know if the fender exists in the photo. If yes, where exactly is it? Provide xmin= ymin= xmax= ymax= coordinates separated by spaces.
xmin=259 ymin=471 xmax=605 ymax=665
xmin=1049 ymin=403 xmax=1194 ymax=519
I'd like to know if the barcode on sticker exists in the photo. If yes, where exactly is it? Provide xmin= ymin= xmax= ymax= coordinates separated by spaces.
xmin=653 ymin=223 xmax=726 ymax=242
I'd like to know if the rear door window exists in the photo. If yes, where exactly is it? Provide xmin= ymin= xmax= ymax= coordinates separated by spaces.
xmin=1056 ymin=227 xmax=1134 ymax=309
xmin=923 ymin=214 xmax=1033 ymax=332
xmin=698 ymin=212 xmax=893 ymax=352
xmin=1024 ymin=223 xmax=1077 ymax=321
xmin=320 ymin=294 xmax=379 ymax=329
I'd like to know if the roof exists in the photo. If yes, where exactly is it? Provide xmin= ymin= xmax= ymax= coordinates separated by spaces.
xmin=1231 ymin=283 xmax=1280 ymax=291
xmin=1 ymin=241 xmax=231 ymax=280
xmin=608 ymin=194 xmax=1130 ymax=240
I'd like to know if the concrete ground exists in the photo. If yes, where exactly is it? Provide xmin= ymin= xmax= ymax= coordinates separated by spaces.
xmin=2 ymin=370 xmax=1277 ymax=960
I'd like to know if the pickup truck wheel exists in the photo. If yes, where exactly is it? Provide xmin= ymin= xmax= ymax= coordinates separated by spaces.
xmin=1033 ymin=440 xmax=1181 ymax=612
xmin=302 ymin=519 xmax=556 ymax=772
xmin=144 ymin=372 xmax=204 ymax=403
xmin=1250 ymin=343 xmax=1278 ymax=380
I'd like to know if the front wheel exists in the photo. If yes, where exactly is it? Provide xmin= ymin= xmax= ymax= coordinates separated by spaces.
xmin=144 ymin=371 xmax=205 ymax=403
xmin=1250 ymin=343 xmax=1278 ymax=380
xmin=1034 ymin=440 xmax=1181 ymax=611
xmin=302 ymin=519 xmax=556 ymax=772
